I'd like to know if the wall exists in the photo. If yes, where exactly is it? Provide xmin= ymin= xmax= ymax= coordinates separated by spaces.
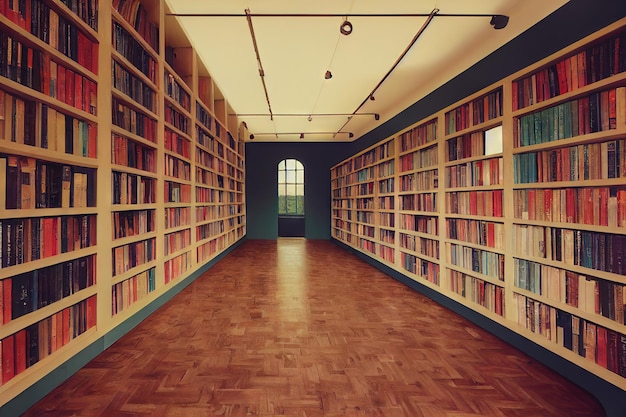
xmin=245 ymin=142 xmax=353 ymax=239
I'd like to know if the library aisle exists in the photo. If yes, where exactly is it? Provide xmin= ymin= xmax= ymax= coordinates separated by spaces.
xmin=22 ymin=239 xmax=603 ymax=417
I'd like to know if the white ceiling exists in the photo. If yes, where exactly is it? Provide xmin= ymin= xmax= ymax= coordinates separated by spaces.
xmin=164 ymin=0 xmax=568 ymax=142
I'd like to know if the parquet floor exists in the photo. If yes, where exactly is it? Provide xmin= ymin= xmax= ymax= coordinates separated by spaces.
xmin=22 ymin=239 xmax=605 ymax=417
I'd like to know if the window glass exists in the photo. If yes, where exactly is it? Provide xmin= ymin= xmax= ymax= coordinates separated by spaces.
xmin=278 ymin=159 xmax=304 ymax=215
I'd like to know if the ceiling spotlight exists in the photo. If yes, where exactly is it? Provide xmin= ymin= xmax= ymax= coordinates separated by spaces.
xmin=325 ymin=70 xmax=333 ymax=79
xmin=490 ymin=14 xmax=509 ymax=30
xmin=307 ymin=115 xmax=313 ymax=122
xmin=249 ymin=134 xmax=255 ymax=140
xmin=300 ymin=133 xmax=304 ymax=139
xmin=374 ymin=114 xmax=380 ymax=121
xmin=340 ymin=19 xmax=353 ymax=35
xmin=349 ymin=133 xmax=354 ymax=138
xmin=369 ymin=95 xmax=375 ymax=101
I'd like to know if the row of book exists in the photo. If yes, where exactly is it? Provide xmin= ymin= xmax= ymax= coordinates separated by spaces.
xmin=399 ymin=119 xmax=437 ymax=151
xmin=448 ymin=270 xmax=504 ymax=316
xmin=112 ymin=98 xmax=157 ymax=142
xmin=111 ymin=133 xmax=156 ymax=172
xmin=163 ymin=251 xmax=191 ymax=284
xmin=196 ymin=168 xmax=225 ymax=188
xmin=112 ymin=209 xmax=154 ymax=240
xmin=379 ymin=243 xmax=395 ymax=263
xmin=112 ymin=59 xmax=156 ymax=112
xmin=111 ymin=267 xmax=156 ymax=316
xmin=448 ymin=243 xmax=505 ymax=281
xmin=444 ymin=88 xmax=502 ymax=135
xmin=196 ymin=103 xmax=214 ymax=133
xmin=512 ymin=225 xmax=626 ymax=275
xmin=446 ymin=131 xmax=488 ymax=161
xmin=165 ymin=127 xmax=191 ymax=158
xmin=399 ymin=213 xmax=438 ymax=234
xmin=399 ymin=232 xmax=439 ymax=259
xmin=358 ymin=237 xmax=376 ymax=255
xmin=446 ymin=218 xmax=504 ymax=250
xmin=111 ymin=171 xmax=156 ymax=205
xmin=512 ymin=30 xmax=626 ymax=110
xmin=512 ymin=294 xmax=626 ymax=377
xmin=165 ymin=207 xmax=190 ymax=229
xmin=195 ymin=187 xmax=228 ymax=204
xmin=196 ymin=205 xmax=236 ymax=223
xmin=112 ymin=237 xmax=155 ymax=276
xmin=378 ymin=196 xmax=394 ymax=210
xmin=113 ymin=0 xmax=159 ymax=53
xmin=196 ymin=148 xmax=228 ymax=174
xmin=514 ymin=258 xmax=626 ymax=324
xmin=353 ymin=147 xmax=377 ymax=170
xmin=513 ymin=186 xmax=626 ymax=227
xmin=379 ymin=213 xmax=394 ymax=228
xmin=164 ymin=154 xmax=191 ymax=180
xmin=376 ymin=139 xmax=395 ymax=160
xmin=59 ymin=0 xmax=98 ymax=31
xmin=165 ymin=70 xmax=191 ymax=111
xmin=400 ymin=169 xmax=438 ymax=192
xmin=196 ymin=220 xmax=225 ymax=241
xmin=377 ymin=159 xmax=394 ymax=178
xmin=514 ymin=88 xmax=621 ymax=148
xmin=400 ymin=252 xmax=440 ymax=285
xmin=164 ymin=180 xmax=191 ymax=203
xmin=513 ymin=139 xmax=626 ymax=184
xmin=445 ymin=157 xmax=502 ymax=188
xmin=399 ymin=144 xmax=438 ymax=171
xmin=1 ymin=255 xmax=95 ymax=323
xmin=378 ymin=178 xmax=394 ymax=194
xmin=112 ymin=22 xmax=157 ymax=84
xmin=355 ymin=211 xmax=374 ymax=225
xmin=1 ymin=215 xmax=96 ymax=268
xmin=0 ymin=30 xmax=97 ymax=114
xmin=164 ymin=103 xmax=190 ymax=135
xmin=445 ymin=190 xmax=504 ymax=217
xmin=1 ymin=155 xmax=95 ymax=210
xmin=164 ymin=228 xmax=191 ymax=255
xmin=2 ymin=0 xmax=99 ymax=73
xmin=399 ymin=193 xmax=437 ymax=213
xmin=0 ymin=296 xmax=96 ymax=385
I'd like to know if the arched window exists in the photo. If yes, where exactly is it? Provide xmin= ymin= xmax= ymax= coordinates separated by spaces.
xmin=278 ymin=159 xmax=304 ymax=215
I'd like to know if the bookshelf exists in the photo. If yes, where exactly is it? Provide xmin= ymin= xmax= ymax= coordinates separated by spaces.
xmin=331 ymin=17 xmax=626 ymax=391
xmin=0 ymin=0 xmax=246 ymax=409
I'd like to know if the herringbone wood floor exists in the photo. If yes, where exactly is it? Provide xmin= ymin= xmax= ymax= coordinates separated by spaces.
xmin=22 ymin=239 xmax=605 ymax=416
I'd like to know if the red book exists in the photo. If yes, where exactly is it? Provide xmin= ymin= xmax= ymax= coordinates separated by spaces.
xmin=583 ymin=187 xmax=594 ymax=225
xmin=62 ymin=307 xmax=70 ymax=345
xmin=5 ymin=0 xmax=19 ymax=24
xmin=543 ymin=189 xmax=553 ymax=222
xmin=599 ymin=188 xmax=609 ymax=226
xmin=66 ymin=70 xmax=75 ymax=108
xmin=609 ymin=88 xmax=616 ymax=129
xmin=75 ymin=75 xmax=83 ymax=112
xmin=57 ymin=64 xmax=66 ymax=103
xmin=597 ymin=326 xmax=608 ymax=368
xmin=2 ymin=333 xmax=15 ymax=384
xmin=528 ymin=189 xmax=536 ymax=220
xmin=14 ymin=329 xmax=26 ymax=374
xmin=86 ymin=296 xmax=96 ymax=329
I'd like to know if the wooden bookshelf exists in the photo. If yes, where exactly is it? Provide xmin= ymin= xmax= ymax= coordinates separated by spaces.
xmin=0 ymin=0 xmax=246 ymax=408
xmin=330 ymin=17 xmax=626 ymax=390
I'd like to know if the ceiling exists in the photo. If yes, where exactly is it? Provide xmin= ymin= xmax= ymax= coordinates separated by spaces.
xmin=164 ymin=0 xmax=568 ymax=143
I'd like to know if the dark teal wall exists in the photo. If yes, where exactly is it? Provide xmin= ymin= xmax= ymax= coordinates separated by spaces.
xmin=245 ymin=142 xmax=353 ymax=239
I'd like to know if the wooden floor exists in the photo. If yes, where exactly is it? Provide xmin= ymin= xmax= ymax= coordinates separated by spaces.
xmin=22 ymin=239 xmax=605 ymax=417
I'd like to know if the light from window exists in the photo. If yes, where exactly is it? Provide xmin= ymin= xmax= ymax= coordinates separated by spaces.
xmin=278 ymin=159 xmax=304 ymax=215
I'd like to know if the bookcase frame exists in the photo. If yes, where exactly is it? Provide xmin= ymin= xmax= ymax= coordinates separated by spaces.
xmin=0 ymin=0 xmax=246 ymax=409
xmin=331 ymin=16 xmax=626 ymax=391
